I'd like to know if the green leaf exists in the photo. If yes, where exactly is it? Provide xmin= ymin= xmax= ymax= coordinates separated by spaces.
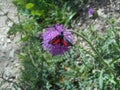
xmin=21 ymin=35 xmax=29 ymax=41
xmin=99 ymin=70 xmax=104 ymax=90
xmin=26 ymin=3 xmax=34 ymax=9
xmin=65 ymin=12 xmax=76 ymax=26
xmin=31 ymin=10 xmax=44 ymax=16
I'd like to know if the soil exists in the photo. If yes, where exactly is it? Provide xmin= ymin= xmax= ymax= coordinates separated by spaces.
xmin=0 ymin=0 xmax=20 ymax=89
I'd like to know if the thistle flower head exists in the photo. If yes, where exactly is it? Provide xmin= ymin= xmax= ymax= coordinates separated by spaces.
xmin=88 ymin=8 xmax=94 ymax=16
xmin=42 ymin=24 xmax=73 ymax=56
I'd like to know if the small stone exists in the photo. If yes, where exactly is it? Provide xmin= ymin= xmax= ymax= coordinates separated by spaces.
xmin=7 ymin=21 xmax=13 ymax=27
xmin=9 ymin=35 xmax=15 ymax=40
xmin=97 ymin=8 xmax=107 ymax=18
xmin=2 ymin=43 xmax=7 ymax=50
xmin=14 ymin=63 xmax=19 ymax=67
xmin=7 ymin=38 xmax=11 ymax=43
xmin=1 ymin=37 xmax=4 ymax=42
xmin=1 ymin=53 xmax=5 ymax=57
xmin=9 ymin=49 xmax=14 ymax=59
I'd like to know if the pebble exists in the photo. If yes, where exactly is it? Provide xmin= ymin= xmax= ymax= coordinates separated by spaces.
xmin=9 ymin=49 xmax=15 ymax=59
xmin=97 ymin=8 xmax=107 ymax=18
xmin=7 ymin=38 xmax=11 ymax=43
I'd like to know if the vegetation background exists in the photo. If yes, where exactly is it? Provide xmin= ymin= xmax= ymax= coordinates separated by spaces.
xmin=0 ymin=0 xmax=120 ymax=90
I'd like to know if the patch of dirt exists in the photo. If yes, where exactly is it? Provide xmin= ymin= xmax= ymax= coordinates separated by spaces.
xmin=0 ymin=0 xmax=21 ymax=89
xmin=72 ymin=0 xmax=120 ymax=28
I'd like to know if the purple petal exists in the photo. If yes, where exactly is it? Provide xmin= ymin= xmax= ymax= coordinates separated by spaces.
xmin=42 ymin=24 xmax=73 ymax=56
xmin=88 ymin=8 xmax=94 ymax=16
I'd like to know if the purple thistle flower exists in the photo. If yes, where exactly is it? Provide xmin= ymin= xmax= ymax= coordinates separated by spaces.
xmin=42 ymin=24 xmax=73 ymax=56
xmin=88 ymin=8 xmax=94 ymax=16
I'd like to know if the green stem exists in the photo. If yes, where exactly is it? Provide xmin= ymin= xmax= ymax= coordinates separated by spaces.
xmin=110 ymin=56 xmax=120 ymax=65
xmin=70 ymin=30 xmax=108 ymax=66
xmin=28 ymin=48 xmax=37 ymax=68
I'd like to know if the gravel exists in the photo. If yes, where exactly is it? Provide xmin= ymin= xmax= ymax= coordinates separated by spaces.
xmin=0 ymin=0 xmax=20 ymax=89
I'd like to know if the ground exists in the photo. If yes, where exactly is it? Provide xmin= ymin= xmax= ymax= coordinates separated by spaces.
xmin=0 ymin=0 xmax=20 ymax=89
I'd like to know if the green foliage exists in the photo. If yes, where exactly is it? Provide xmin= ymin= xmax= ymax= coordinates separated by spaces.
xmin=12 ymin=0 xmax=76 ymax=27
xmin=70 ymin=21 xmax=120 ymax=90
xmin=7 ymin=0 xmax=120 ymax=90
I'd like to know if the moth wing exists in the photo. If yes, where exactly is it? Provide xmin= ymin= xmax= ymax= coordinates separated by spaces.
xmin=49 ymin=35 xmax=60 ymax=45
xmin=62 ymin=37 xmax=73 ymax=46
